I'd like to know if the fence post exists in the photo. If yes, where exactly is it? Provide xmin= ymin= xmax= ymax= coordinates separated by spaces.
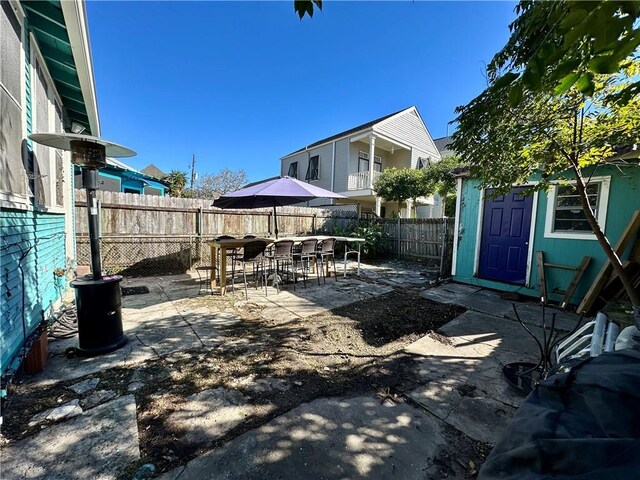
xmin=439 ymin=217 xmax=448 ymax=276
xmin=196 ymin=207 xmax=203 ymax=269
xmin=312 ymin=213 xmax=316 ymax=235
xmin=397 ymin=216 xmax=401 ymax=259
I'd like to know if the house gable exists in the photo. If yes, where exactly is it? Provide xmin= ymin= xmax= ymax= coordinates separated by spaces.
xmin=373 ymin=107 xmax=441 ymax=160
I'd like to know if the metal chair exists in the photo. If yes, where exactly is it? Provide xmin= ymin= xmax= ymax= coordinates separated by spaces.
xmin=231 ymin=240 xmax=269 ymax=299
xmin=195 ymin=266 xmax=214 ymax=295
xmin=293 ymin=238 xmax=320 ymax=287
xmin=266 ymin=240 xmax=298 ymax=293
xmin=316 ymin=238 xmax=338 ymax=284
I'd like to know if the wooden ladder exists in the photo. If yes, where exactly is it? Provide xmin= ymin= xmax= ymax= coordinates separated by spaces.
xmin=537 ymin=251 xmax=591 ymax=309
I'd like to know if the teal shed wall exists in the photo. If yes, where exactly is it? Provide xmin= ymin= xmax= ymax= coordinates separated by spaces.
xmin=0 ymin=210 xmax=67 ymax=373
xmin=453 ymin=165 xmax=640 ymax=305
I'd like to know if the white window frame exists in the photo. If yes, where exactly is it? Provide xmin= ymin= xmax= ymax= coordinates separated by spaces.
xmin=30 ymin=32 xmax=66 ymax=214
xmin=0 ymin=0 xmax=29 ymax=210
xmin=544 ymin=176 xmax=610 ymax=240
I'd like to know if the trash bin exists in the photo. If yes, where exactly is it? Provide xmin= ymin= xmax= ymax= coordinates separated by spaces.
xmin=70 ymin=274 xmax=127 ymax=356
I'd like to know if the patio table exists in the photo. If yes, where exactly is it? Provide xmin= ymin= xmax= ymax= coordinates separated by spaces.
xmin=208 ymin=237 xmax=274 ymax=295
xmin=208 ymin=235 xmax=365 ymax=295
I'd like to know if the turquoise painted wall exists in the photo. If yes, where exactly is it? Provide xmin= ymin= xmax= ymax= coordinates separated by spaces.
xmin=0 ymin=9 xmax=69 ymax=376
xmin=0 ymin=210 xmax=67 ymax=373
xmin=453 ymin=165 xmax=640 ymax=304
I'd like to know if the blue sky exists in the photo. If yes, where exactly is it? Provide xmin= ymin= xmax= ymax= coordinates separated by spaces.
xmin=88 ymin=1 xmax=517 ymax=182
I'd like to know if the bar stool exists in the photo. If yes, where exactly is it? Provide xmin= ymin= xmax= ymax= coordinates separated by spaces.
xmin=316 ymin=238 xmax=337 ymax=284
xmin=266 ymin=240 xmax=297 ymax=293
xmin=195 ymin=266 xmax=214 ymax=295
xmin=294 ymin=238 xmax=320 ymax=287
xmin=231 ymin=240 xmax=269 ymax=298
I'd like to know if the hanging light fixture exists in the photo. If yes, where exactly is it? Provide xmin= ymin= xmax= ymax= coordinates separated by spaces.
xmin=30 ymin=133 xmax=136 ymax=356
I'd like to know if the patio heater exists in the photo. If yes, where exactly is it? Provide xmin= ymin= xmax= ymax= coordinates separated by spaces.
xmin=29 ymin=133 xmax=136 ymax=356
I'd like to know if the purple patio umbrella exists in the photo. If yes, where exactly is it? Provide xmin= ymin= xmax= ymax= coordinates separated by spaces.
xmin=212 ymin=176 xmax=346 ymax=238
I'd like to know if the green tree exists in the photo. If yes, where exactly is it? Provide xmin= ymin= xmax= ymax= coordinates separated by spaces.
xmin=421 ymin=156 xmax=467 ymax=217
xmin=373 ymin=168 xmax=430 ymax=217
xmin=163 ymin=170 xmax=188 ymax=198
xmin=452 ymin=57 xmax=640 ymax=309
xmin=487 ymin=1 xmax=640 ymax=105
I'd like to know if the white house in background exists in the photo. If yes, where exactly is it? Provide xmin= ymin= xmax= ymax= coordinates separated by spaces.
xmin=279 ymin=106 xmax=444 ymax=218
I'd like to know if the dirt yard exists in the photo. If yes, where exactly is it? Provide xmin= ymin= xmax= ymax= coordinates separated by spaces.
xmin=4 ymin=286 xmax=489 ymax=478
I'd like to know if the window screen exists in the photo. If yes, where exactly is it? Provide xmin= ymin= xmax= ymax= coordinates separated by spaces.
xmin=55 ymin=151 xmax=64 ymax=206
xmin=0 ymin=2 xmax=26 ymax=196
xmin=553 ymin=183 xmax=600 ymax=232
xmin=98 ymin=175 xmax=121 ymax=192
xmin=417 ymin=157 xmax=430 ymax=170
xmin=287 ymin=161 xmax=298 ymax=178
xmin=143 ymin=186 xmax=163 ymax=196
xmin=358 ymin=152 xmax=369 ymax=173
xmin=305 ymin=156 xmax=319 ymax=181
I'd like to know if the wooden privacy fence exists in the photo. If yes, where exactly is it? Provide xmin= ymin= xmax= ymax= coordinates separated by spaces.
xmin=74 ymin=191 xmax=453 ymax=277
xmin=376 ymin=218 xmax=454 ymax=273
xmin=74 ymin=190 xmax=357 ymax=276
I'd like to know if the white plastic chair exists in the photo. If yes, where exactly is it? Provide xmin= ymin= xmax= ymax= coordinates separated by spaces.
xmin=555 ymin=312 xmax=619 ymax=363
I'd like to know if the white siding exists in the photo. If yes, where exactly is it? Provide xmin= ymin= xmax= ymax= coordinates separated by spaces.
xmin=374 ymin=109 xmax=441 ymax=159
xmin=333 ymin=138 xmax=349 ymax=192
xmin=411 ymin=148 xmax=435 ymax=169
xmin=280 ymin=143 xmax=333 ymax=191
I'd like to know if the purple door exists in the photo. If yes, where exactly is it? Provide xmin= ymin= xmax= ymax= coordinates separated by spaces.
xmin=478 ymin=187 xmax=533 ymax=284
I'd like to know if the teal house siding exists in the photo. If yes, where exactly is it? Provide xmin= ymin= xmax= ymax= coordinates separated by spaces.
xmin=1 ymin=210 xmax=67 ymax=373
xmin=453 ymin=165 xmax=640 ymax=305
xmin=1 ymin=0 xmax=99 ymax=376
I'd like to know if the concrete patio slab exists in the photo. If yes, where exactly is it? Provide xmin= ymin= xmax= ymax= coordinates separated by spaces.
xmin=2 ymin=395 xmax=139 ymax=480
xmin=504 ymin=301 xmax=581 ymax=332
xmin=28 ymin=340 xmax=157 ymax=387
xmin=133 ymin=325 xmax=204 ymax=356
xmin=445 ymin=395 xmax=516 ymax=444
xmin=420 ymin=283 xmax=483 ymax=304
xmin=157 ymin=395 xmax=446 ymax=480
xmin=165 ymin=387 xmax=254 ymax=446
xmin=438 ymin=311 xmax=542 ymax=356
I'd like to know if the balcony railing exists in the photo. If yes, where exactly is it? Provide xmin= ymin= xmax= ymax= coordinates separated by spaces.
xmin=347 ymin=171 xmax=381 ymax=191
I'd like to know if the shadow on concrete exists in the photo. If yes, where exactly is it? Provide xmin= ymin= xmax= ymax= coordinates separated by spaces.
xmin=7 ymin=273 xmax=559 ymax=480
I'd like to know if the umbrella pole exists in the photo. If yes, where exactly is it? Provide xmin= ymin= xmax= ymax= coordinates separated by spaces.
xmin=273 ymin=205 xmax=279 ymax=239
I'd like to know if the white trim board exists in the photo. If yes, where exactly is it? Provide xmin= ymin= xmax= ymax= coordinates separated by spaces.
xmin=543 ymin=176 xmax=611 ymax=240
xmin=451 ymin=177 xmax=463 ymax=276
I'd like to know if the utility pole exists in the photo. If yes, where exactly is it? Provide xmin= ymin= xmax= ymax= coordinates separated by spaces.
xmin=190 ymin=154 xmax=196 ymax=191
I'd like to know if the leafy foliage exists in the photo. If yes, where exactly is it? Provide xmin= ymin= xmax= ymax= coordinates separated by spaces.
xmin=332 ymin=220 xmax=388 ymax=259
xmin=452 ymin=61 xmax=640 ymax=194
xmin=373 ymin=168 xmax=429 ymax=210
xmin=421 ymin=156 xmax=467 ymax=216
xmin=163 ymin=170 xmax=188 ymax=197
xmin=488 ymin=1 xmax=640 ymax=105
xmin=455 ymin=4 xmax=640 ymax=309
xmin=294 ymin=0 xmax=322 ymax=19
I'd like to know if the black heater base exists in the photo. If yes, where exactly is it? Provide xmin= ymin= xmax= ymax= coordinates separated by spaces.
xmin=71 ymin=275 xmax=127 ymax=357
